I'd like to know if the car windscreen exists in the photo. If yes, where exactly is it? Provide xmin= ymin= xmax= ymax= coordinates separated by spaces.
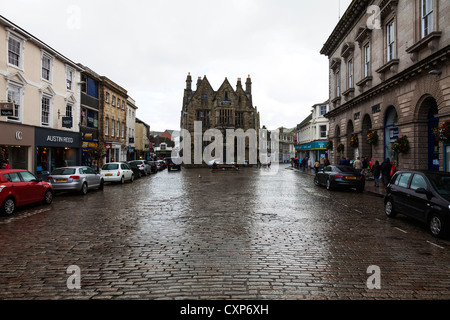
xmin=427 ymin=173 xmax=450 ymax=196
xmin=51 ymin=168 xmax=76 ymax=175
xmin=102 ymin=164 xmax=119 ymax=170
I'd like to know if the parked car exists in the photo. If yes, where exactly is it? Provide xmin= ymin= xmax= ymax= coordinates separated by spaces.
xmin=314 ymin=165 xmax=365 ymax=192
xmin=147 ymin=161 xmax=158 ymax=173
xmin=156 ymin=160 xmax=166 ymax=171
xmin=126 ymin=161 xmax=143 ymax=178
xmin=47 ymin=166 xmax=104 ymax=195
xmin=166 ymin=157 xmax=181 ymax=171
xmin=0 ymin=169 xmax=53 ymax=216
xmin=129 ymin=160 xmax=151 ymax=176
xmin=385 ymin=170 xmax=450 ymax=238
xmin=100 ymin=162 xmax=134 ymax=184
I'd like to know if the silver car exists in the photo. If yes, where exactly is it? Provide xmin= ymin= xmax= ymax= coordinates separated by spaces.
xmin=47 ymin=166 xmax=104 ymax=195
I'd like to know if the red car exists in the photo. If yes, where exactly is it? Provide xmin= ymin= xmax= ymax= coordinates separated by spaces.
xmin=0 ymin=169 xmax=54 ymax=216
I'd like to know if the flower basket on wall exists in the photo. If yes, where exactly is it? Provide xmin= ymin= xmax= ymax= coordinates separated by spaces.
xmin=433 ymin=120 xmax=450 ymax=141
xmin=367 ymin=131 xmax=379 ymax=145
xmin=326 ymin=140 xmax=333 ymax=150
xmin=337 ymin=143 xmax=345 ymax=153
xmin=349 ymin=134 xmax=359 ymax=148
xmin=391 ymin=135 xmax=409 ymax=154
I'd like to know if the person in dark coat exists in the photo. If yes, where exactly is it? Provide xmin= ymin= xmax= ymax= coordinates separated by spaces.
xmin=381 ymin=158 xmax=392 ymax=186
xmin=372 ymin=160 xmax=381 ymax=187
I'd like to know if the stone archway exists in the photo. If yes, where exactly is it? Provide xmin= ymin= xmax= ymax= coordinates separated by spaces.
xmin=415 ymin=95 xmax=439 ymax=171
xmin=361 ymin=114 xmax=373 ymax=159
xmin=384 ymin=106 xmax=398 ymax=163
xmin=346 ymin=120 xmax=354 ymax=160
xmin=334 ymin=125 xmax=341 ymax=164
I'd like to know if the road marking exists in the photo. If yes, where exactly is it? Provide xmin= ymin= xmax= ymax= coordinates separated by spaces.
xmin=394 ymin=227 xmax=408 ymax=233
xmin=426 ymin=241 xmax=445 ymax=249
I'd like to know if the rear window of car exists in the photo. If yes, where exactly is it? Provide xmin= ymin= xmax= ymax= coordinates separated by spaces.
xmin=4 ymin=172 xmax=21 ymax=182
xmin=102 ymin=164 xmax=119 ymax=170
xmin=51 ymin=168 xmax=76 ymax=175
xmin=395 ymin=173 xmax=412 ymax=188
xmin=336 ymin=166 xmax=357 ymax=173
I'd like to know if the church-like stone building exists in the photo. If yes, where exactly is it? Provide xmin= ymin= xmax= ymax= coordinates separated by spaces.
xmin=180 ymin=74 xmax=260 ymax=166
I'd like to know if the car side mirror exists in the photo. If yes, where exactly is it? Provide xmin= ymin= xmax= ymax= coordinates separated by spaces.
xmin=415 ymin=187 xmax=432 ymax=197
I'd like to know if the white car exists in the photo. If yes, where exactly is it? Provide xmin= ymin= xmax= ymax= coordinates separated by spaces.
xmin=100 ymin=162 xmax=134 ymax=184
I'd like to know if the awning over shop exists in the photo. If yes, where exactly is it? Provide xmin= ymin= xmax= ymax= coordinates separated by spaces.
xmin=295 ymin=141 xmax=327 ymax=151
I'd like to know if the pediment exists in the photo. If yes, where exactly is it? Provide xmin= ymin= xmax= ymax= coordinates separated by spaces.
xmin=40 ymin=84 xmax=56 ymax=96
xmin=5 ymin=71 xmax=27 ymax=86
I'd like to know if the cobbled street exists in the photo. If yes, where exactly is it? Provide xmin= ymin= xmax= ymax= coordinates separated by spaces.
xmin=0 ymin=164 xmax=449 ymax=300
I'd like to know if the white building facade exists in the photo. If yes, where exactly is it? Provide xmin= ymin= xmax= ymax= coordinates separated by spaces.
xmin=0 ymin=15 xmax=83 ymax=175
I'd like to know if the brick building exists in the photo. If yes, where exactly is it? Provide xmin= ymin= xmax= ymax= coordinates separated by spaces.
xmin=180 ymin=74 xmax=260 ymax=165
xmin=321 ymin=0 xmax=450 ymax=171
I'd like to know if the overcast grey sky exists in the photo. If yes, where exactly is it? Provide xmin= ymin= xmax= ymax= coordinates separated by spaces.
xmin=1 ymin=0 xmax=352 ymax=132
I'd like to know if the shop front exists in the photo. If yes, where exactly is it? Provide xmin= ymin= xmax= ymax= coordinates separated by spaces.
xmin=0 ymin=122 xmax=34 ymax=172
xmin=81 ymin=131 xmax=99 ymax=166
xmin=35 ymin=128 xmax=81 ymax=177
xmin=295 ymin=141 xmax=328 ymax=168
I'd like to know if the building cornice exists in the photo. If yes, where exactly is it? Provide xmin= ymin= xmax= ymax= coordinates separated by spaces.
xmin=320 ymin=0 xmax=372 ymax=57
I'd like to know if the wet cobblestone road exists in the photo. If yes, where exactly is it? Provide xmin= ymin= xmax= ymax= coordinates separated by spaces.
xmin=0 ymin=164 xmax=449 ymax=300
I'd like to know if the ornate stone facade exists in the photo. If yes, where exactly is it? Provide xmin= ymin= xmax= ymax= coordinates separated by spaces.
xmin=321 ymin=0 xmax=450 ymax=171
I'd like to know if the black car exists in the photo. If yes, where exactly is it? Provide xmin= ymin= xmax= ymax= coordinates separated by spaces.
xmin=314 ymin=165 xmax=365 ymax=192
xmin=384 ymin=170 xmax=450 ymax=238
xmin=166 ymin=157 xmax=181 ymax=171
xmin=148 ymin=161 xmax=158 ymax=173
xmin=125 ymin=161 xmax=142 ymax=178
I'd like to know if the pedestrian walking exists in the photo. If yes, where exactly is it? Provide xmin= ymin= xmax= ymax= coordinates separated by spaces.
xmin=390 ymin=161 xmax=397 ymax=178
xmin=353 ymin=157 xmax=362 ymax=173
xmin=372 ymin=160 xmax=381 ymax=187
xmin=324 ymin=158 xmax=330 ymax=167
xmin=381 ymin=158 xmax=392 ymax=186
xmin=307 ymin=158 xmax=312 ymax=171
xmin=1 ymin=160 xmax=11 ymax=169
xmin=314 ymin=160 xmax=320 ymax=174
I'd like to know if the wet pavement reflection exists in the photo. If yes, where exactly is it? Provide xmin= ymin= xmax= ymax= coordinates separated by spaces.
xmin=0 ymin=164 xmax=449 ymax=299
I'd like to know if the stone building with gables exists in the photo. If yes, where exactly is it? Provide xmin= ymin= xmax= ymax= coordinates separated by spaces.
xmin=321 ymin=0 xmax=450 ymax=171
xmin=180 ymin=74 xmax=260 ymax=166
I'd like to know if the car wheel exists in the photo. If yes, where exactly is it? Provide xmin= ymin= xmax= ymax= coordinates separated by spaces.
xmin=81 ymin=182 xmax=88 ymax=195
xmin=43 ymin=190 xmax=53 ymax=205
xmin=98 ymin=179 xmax=104 ymax=190
xmin=314 ymin=176 xmax=320 ymax=186
xmin=1 ymin=197 xmax=15 ymax=216
xmin=326 ymin=179 xmax=333 ymax=191
xmin=385 ymin=199 xmax=397 ymax=218
xmin=429 ymin=213 xmax=447 ymax=238
xmin=120 ymin=176 xmax=125 ymax=184
xmin=356 ymin=186 xmax=364 ymax=193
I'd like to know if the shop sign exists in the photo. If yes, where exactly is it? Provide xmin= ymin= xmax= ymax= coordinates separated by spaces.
xmin=62 ymin=117 xmax=73 ymax=128
xmin=0 ymin=102 xmax=14 ymax=116
xmin=15 ymin=131 xmax=23 ymax=141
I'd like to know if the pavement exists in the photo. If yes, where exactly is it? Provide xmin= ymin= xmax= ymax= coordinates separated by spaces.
xmin=287 ymin=166 xmax=386 ymax=198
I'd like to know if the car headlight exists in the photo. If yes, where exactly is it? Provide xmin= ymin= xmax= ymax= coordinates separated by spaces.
xmin=0 ymin=185 xmax=6 ymax=193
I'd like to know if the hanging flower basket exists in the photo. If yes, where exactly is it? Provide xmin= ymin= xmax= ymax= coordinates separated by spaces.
xmin=391 ymin=135 xmax=409 ymax=154
xmin=337 ymin=143 xmax=345 ymax=153
xmin=349 ymin=134 xmax=359 ymax=148
xmin=367 ymin=131 xmax=379 ymax=144
xmin=326 ymin=140 xmax=333 ymax=150
xmin=433 ymin=120 xmax=450 ymax=141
